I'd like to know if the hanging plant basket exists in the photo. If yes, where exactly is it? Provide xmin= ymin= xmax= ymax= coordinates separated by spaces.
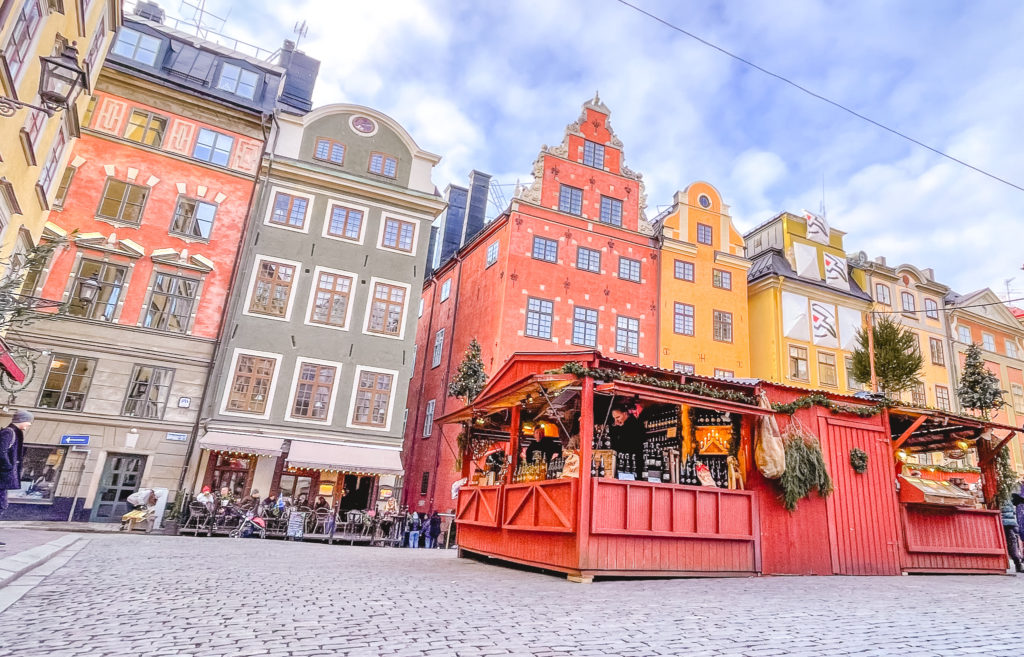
xmin=850 ymin=448 xmax=869 ymax=474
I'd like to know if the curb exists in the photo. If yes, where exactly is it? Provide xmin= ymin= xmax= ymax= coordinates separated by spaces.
xmin=0 ymin=534 xmax=80 ymax=589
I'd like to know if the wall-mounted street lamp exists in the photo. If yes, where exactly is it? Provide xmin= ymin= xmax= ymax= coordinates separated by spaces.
xmin=76 ymin=274 xmax=101 ymax=305
xmin=0 ymin=42 xmax=88 ymax=118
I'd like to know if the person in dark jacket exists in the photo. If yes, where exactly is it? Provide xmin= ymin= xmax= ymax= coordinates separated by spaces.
xmin=524 ymin=426 xmax=561 ymax=464
xmin=1001 ymin=495 xmax=1023 ymax=573
xmin=425 ymin=511 xmax=443 ymax=548
xmin=0 ymin=410 xmax=33 ymax=544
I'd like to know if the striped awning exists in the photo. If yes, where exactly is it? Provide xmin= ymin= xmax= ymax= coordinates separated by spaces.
xmin=198 ymin=432 xmax=284 ymax=458
xmin=286 ymin=440 xmax=403 ymax=476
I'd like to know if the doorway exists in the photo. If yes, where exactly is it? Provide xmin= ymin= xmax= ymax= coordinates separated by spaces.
xmin=91 ymin=453 xmax=147 ymax=522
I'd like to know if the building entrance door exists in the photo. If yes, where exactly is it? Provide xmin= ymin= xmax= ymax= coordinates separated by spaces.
xmin=91 ymin=453 xmax=147 ymax=522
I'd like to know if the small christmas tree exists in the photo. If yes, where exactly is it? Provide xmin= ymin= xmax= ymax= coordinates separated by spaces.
xmin=850 ymin=315 xmax=923 ymax=398
xmin=957 ymin=343 xmax=1006 ymax=420
xmin=448 ymin=338 xmax=487 ymax=403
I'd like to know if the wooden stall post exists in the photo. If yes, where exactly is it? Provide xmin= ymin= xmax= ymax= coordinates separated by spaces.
xmin=573 ymin=375 xmax=595 ymax=581
xmin=507 ymin=405 xmax=521 ymax=482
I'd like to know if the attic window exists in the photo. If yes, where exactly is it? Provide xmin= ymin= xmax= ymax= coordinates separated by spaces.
xmin=166 ymin=43 xmax=216 ymax=83
xmin=216 ymin=63 xmax=259 ymax=99
xmin=111 ymin=27 xmax=161 ymax=67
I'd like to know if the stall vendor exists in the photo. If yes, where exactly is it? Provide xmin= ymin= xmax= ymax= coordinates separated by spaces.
xmin=524 ymin=426 xmax=562 ymax=464
xmin=610 ymin=405 xmax=645 ymax=466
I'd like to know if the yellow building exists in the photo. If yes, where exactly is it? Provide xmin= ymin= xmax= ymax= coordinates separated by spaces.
xmin=654 ymin=182 xmax=750 ymax=377
xmin=0 ymin=0 xmax=119 ymax=263
xmin=745 ymin=211 xmax=872 ymax=393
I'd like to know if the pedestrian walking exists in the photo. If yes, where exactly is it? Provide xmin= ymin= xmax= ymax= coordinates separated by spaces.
xmin=1001 ymin=494 xmax=1023 ymax=573
xmin=0 ymin=410 xmax=32 ymax=545
xmin=425 ymin=511 xmax=442 ymax=548
xmin=407 ymin=511 xmax=422 ymax=548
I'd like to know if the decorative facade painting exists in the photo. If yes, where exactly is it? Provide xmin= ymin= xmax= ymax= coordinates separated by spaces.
xmin=793 ymin=242 xmax=820 ymax=280
xmin=782 ymin=291 xmax=810 ymax=341
xmin=802 ymin=210 xmax=830 ymax=244
xmin=823 ymin=252 xmax=849 ymax=290
xmin=811 ymin=301 xmax=838 ymax=347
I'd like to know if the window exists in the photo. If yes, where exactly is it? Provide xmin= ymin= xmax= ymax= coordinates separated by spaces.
xmin=697 ymin=223 xmax=713 ymax=245
xmin=673 ymin=362 xmax=695 ymax=375
xmin=314 ymin=138 xmax=345 ymax=164
xmin=227 ymin=354 xmax=276 ymax=414
xmin=924 ymin=298 xmax=939 ymax=319
xmin=368 ymin=152 xmax=397 ymax=177
xmin=192 ymin=128 xmax=234 ymax=167
xmin=69 ymin=259 xmax=127 ymax=321
xmin=875 ymin=284 xmax=891 ymax=305
xmin=558 ymin=185 xmax=583 ymax=216
xmin=97 ymin=178 xmax=148 ymax=225
xmin=367 ymin=282 xmax=407 ymax=336
xmin=440 ymin=279 xmax=451 ymax=302
xmin=144 ymin=273 xmax=198 ymax=333
xmin=1007 ymin=340 xmax=1019 ymax=359
xmin=911 ymin=383 xmax=927 ymax=406
xmin=423 ymin=400 xmax=436 ymax=437
xmin=248 ymin=260 xmax=296 ymax=318
xmin=615 ymin=316 xmax=640 ymax=355
xmin=936 ymin=385 xmax=952 ymax=411
xmin=789 ymin=345 xmax=809 ymax=381
xmin=929 ymin=337 xmax=945 ymax=366
xmin=818 ymin=352 xmax=837 ymax=387
xmin=431 ymin=329 xmax=445 ymax=367
xmin=277 ymin=473 xmax=311 ymax=504
xmin=1011 ymin=383 xmax=1024 ymax=414
xmin=382 ymin=217 xmax=415 ymax=252
xmin=39 ymin=126 xmax=66 ymax=194
xmin=486 ymin=242 xmax=499 ymax=268
xmin=309 ymin=271 xmax=353 ymax=327
xmin=122 ymin=365 xmax=174 ymax=419
xmin=269 ymin=192 xmax=308 ymax=229
xmin=572 ymin=307 xmax=598 ymax=347
xmin=352 ymin=370 xmax=393 ymax=427
xmin=216 ymin=63 xmax=260 ymax=98
xmin=8 ymin=444 xmax=66 ymax=504
xmin=583 ymin=140 xmax=604 ymax=168
xmin=84 ymin=16 xmax=107 ymax=72
xmin=532 ymin=236 xmax=557 ymax=263
xmin=4 ymin=0 xmax=44 ymax=80
xmin=673 ymin=303 xmax=694 ymax=336
xmin=124 ymin=110 xmax=167 ymax=147
xmin=525 ymin=297 xmax=554 ymax=339
xmin=170 ymin=197 xmax=216 ymax=239
xmin=53 ymin=165 xmax=76 ymax=209
xmin=420 ymin=471 xmax=430 ymax=496
xmin=290 ymin=363 xmax=336 ymax=420
xmin=599 ymin=196 xmax=623 ymax=226
xmin=165 ymin=43 xmax=216 ymax=82
xmin=209 ymin=453 xmax=253 ymax=499
xmin=714 ymin=369 xmax=735 ymax=378
xmin=845 ymin=355 xmax=859 ymax=390
xmin=712 ymin=269 xmax=732 ymax=290
xmin=982 ymin=333 xmax=996 ymax=352
xmin=901 ymin=291 xmax=916 ymax=313
xmin=958 ymin=326 xmax=972 ymax=343
xmin=25 ymin=108 xmax=45 ymax=149
xmin=111 ymin=27 xmax=161 ymax=66
xmin=910 ymin=332 xmax=922 ymax=356
xmin=713 ymin=310 xmax=733 ymax=342
xmin=327 ymin=205 xmax=363 ymax=240
xmin=618 ymin=257 xmax=640 ymax=283
xmin=576 ymin=247 xmax=601 ymax=273
xmin=38 ymin=354 xmax=95 ymax=411
xmin=674 ymin=260 xmax=694 ymax=282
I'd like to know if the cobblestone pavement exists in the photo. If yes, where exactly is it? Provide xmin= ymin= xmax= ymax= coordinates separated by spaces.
xmin=0 ymin=534 xmax=1021 ymax=657
xmin=0 ymin=529 xmax=67 ymax=557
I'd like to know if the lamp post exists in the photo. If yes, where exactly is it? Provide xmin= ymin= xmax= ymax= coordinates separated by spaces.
xmin=77 ymin=275 xmax=101 ymax=306
xmin=0 ymin=41 xmax=88 ymax=118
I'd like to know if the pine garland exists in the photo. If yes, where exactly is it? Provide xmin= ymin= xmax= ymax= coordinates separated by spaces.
xmin=559 ymin=362 xmax=757 ymax=405
xmin=778 ymin=428 xmax=833 ymax=512
xmin=770 ymin=393 xmax=887 ymax=418
xmin=909 ymin=463 xmax=981 ymax=474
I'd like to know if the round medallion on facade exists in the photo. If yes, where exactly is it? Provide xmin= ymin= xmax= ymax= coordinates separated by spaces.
xmin=698 ymin=193 xmax=712 ymax=209
xmin=350 ymin=115 xmax=378 ymax=136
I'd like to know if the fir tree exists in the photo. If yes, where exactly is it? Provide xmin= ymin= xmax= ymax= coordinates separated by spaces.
xmin=957 ymin=343 xmax=1006 ymax=420
xmin=850 ymin=315 xmax=923 ymax=398
xmin=448 ymin=338 xmax=487 ymax=403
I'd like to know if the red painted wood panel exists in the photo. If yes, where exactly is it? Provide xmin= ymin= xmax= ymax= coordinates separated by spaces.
xmin=456 ymin=485 xmax=502 ymax=527
xmin=900 ymin=504 xmax=1006 ymax=573
xmin=502 ymin=479 xmax=577 ymax=533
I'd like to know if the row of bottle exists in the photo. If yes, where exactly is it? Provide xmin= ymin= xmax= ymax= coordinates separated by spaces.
xmin=511 ymin=456 xmax=566 ymax=483
xmin=644 ymin=412 xmax=679 ymax=432
xmin=678 ymin=454 xmax=728 ymax=486
xmin=592 ymin=425 xmax=612 ymax=450
xmin=692 ymin=410 xmax=733 ymax=427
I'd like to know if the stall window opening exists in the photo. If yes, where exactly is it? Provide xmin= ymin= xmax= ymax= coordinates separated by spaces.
xmin=572 ymin=307 xmax=598 ymax=347
xmin=615 ymin=316 xmax=639 ymax=355
xmin=526 ymin=297 xmax=554 ymax=339
xmin=789 ymin=345 xmax=809 ymax=381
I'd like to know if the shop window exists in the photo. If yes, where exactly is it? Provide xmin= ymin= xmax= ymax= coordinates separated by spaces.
xmin=486 ymin=242 xmax=499 ymax=268
xmin=936 ymin=385 xmax=952 ymax=411
xmin=674 ymin=260 xmax=694 ymax=282
xmin=122 ymin=365 xmax=174 ymax=419
xmin=327 ymin=205 xmax=363 ymax=240
xmin=309 ymin=270 xmax=353 ymax=328
xmin=572 ymin=307 xmax=598 ymax=347
xmin=713 ymin=310 xmax=733 ymax=343
xmin=68 ymin=258 xmax=128 ymax=321
xmin=290 ymin=362 xmax=336 ymax=420
xmin=673 ymin=362 xmax=695 ymax=375
xmin=901 ymin=291 xmax=916 ymax=313
xmin=226 ymin=354 xmax=276 ymax=414
xmin=982 ymin=333 xmax=996 ymax=352
xmin=97 ymin=178 xmax=148 ymax=225
xmin=124 ymin=109 xmax=167 ymax=147
xmin=248 ymin=259 xmax=296 ymax=318
xmin=193 ymin=128 xmax=234 ymax=167
xmin=423 ymin=399 xmax=435 ymax=437
xmin=531 ymin=236 xmax=557 ymax=263
xmin=712 ymin=269 xmax=731 ymax=290
xmin=9 ymin=444 xmax=67 ymax=504
xmin=144 ymin=273 xmax=198 ymax=333
xmin=38 ymin=354 xmax=96 ymax=411
xmin=929 ymin=337 xmax=945 ymax=366
xmin=576 ymin=246 xmax=600 ymax=273
xmin=111 ymin=27 xmax=161 ymax=67
xmin=381 ymin=217 xmax=415 ymax=252
xmin=170 ymin=197 xmax=217 ymax=240
xmin=615 ymin=316 xmax=639 ymax=355
xmin=789 ymin=345 xmax=809 ymax=381
xmin=817 ymin=352 xmax=837 ymax=387
xmin=599 ymin=196 xmax=622 ymax=226
xmin=697 ymin=223 xmax=713 ymax=245
xmin=431 ymin=328 xmax=444 ymax=367
xmin=525 ymin=297 xmax=553 ymax=340
xmin=618 ymin=257 xmax=640 ymax=283
xmin=439 ymin=279 xmax=451 ymax=302
xmin=924 ymin=298 xmax=939 ymax=319
xmin=957 ymin=325 xmax=972 ymax=343
xmin=277 ymin=473 xmax=312 ymax=505
xmin=352 ymin=370 xmax=393 ymax=427
xmin=582 ymin=140 xmax=604 ymax=168
xmin=558 ymin=185 xmax=583 ymax=216
xmin=314 ymin=137 xmax=345 ymax=164
xmin=269 ymin=192 xmax=308 ymax=229
xmin=419 ymin=471 xmax=430 ymax=495
xmin=3 ymin=0 xmax=44 ymax=80
xmin=874 ymin=283 xmax=891 ymax=305
xmin=368 ymin=152 xmax=397 ymax=178
xmin=367 ymin=282 xmax=407 ymax=336
xmin=911 ymin=383 xmax=927 ymax=406
xmin=210 ymin=453 xmax=252 ymax=498
xmin=216 ymin=63 xmax=260 ymax=99
xmin=673 ymin=303 xmax=694 ymax=336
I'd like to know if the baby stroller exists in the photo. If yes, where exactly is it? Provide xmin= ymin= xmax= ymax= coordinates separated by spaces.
xmin=229 ymin=511 xmax=267 ymax=539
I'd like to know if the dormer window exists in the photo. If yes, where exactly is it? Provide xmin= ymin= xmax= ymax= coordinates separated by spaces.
xmin=583 ymin=140 xmax=605 ymax=168
xmin=216 ymin=63 xmax=259 ymax=99
xmin=111 ymin=27 xmax=161 ymax=67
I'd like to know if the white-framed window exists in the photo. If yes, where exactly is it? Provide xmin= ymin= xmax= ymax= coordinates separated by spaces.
xmin=170 ymin=197 xmax=217 ymax=240
xmin=243 ymin=255 xmax=302 ymax=322
xmin=673 ymin=362 xmax=695 ymax=375
xmin=901 ymin=291 xmax=916 ymax=313
xmin=346 ymin=365 xmax=399 ymax=431
xmin=122 ymin=365 xmax=174 ymax=419
xmin=431 ymin=329 xmax=445 ymax=367
xmin=423 ymin=399 xmax=436 ymax=437
xmin=418 ymin=297 xmax=424 ymax=318
xmin=110 ymin=27 xmax=161 ymax=67
xmin=714 ymin=369 xmax=735 ymax=378
xmin=1011 ymin=383 xmax=1024 ymax=414
xmin=216 ymin=63 xmax=260 ymax=99
xmin=874 ymin=283 xmax=891 ymax=305
xmin=266 ymin=190 xmax=312 ymax=232
xmin=982 ymin=333 xmax=996 ymax=352
xmin=304 ymin=266 xmax=357 ymax=331
xmin=39 ymin=125 xmax=67 ymax=195
xmin=3 ymin=0 xmax=44 ymax=81
xmin=192 ymin=128 xmax=234 ymax=167
xmin=362 ymin=277 xmax=411 ymax=340
xmin=936 ymin=385 xmax=952 ymax=411
xmin=615 ymin=316 xmax=639 ymax=355
xmin=285 ymin=357 xmax=342 ymax=424
xmin=924 ymin=298 xmax=939 ymax=319
xmin=486 ymin=241 xmax=499 ymax=268
xmin=1006 ymin=340 xmax=1018 ymax=359
xmin=440 ymin=279 xmax=451 ymax=302
xmin=322 ymin=198 xmax=369 ymax=244
xmin=958 ymin=325 xmax=972 ymax=343
xmin=220 ymin=348 xmax=282 ymax=419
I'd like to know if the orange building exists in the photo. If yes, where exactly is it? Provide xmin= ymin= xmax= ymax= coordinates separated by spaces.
xmin=654 ymin=183 xmax=750 ymax=377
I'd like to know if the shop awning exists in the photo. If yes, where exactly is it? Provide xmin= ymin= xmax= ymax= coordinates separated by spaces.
xmin=0 ymin=339 xmax=26 ymax=383
xmin=593 ymin=380 xmax=772 ymax=416
xmin=286 ymin=440 xmax=404 ymax=476
xmin=889 ymin=406 xmax=1021 ymax=452
xmin=198 ymin=432 xmax=284 ymax=457
xmin=436 ymin=373 xmax=577 ymax=425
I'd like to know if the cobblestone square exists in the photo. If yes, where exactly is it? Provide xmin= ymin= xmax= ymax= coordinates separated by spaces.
xmin=0 ymin=533 xmax=1021 ymax=656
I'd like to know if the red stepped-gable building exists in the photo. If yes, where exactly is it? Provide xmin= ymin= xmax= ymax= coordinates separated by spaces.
xmin=403 ymin=95 xmax=659 ymax=512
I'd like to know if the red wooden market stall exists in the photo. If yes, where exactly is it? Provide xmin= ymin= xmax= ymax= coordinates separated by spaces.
xmin=445 ymin=352 xmax=1014 ymax=580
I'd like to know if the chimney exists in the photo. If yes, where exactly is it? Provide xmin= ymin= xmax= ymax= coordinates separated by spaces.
xmin=463 ymin=170 xmax=491 ymax=244
xmin=276 ymin=40 xmax=319 ymax=113
xmin=922 ymin=268 xmax=935 ymax=281
xmin=874 ymin=256 xmax=886 ymax=265
xmin=134 ymin=1 xmax=166 ymax=23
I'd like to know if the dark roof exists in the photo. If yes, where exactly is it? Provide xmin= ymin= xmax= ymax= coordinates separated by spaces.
xmin=747 ymin=247 xmax=872 ymax=302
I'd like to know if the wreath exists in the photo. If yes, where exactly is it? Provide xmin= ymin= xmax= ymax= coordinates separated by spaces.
xmin=849 ymin=448 xmax=869 ymax=474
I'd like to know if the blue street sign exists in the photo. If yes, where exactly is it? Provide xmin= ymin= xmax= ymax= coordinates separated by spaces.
xmin=60 ymin=435 xmax=90 ymax=445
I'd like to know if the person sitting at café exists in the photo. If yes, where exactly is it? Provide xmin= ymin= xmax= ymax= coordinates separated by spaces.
xmin=524 ymin=425 xmax=561 ymax=464
xmin=195 ymin=486 xmax=215 ymax=512
xmin=295 ymin=493 xmax=310 ymax=508
xmin=239 ymin=490 xmax=261 ymax=514
xmin=314 ymin=495 xmax=330 ymax=511
xmin=217 ymin=486 xmax=234 ymax=507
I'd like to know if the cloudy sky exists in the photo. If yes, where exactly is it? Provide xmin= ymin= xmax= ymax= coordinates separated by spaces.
xmin=170 ymin=0 xmax=1024 ymax=298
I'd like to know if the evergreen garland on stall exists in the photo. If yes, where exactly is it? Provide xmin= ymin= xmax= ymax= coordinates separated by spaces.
xmin=559 ymin=362 xmax=757 ymax=405
xmin=778 ymin=427 xmax=834 ymax=511
xmin=770 ymin=393 xmax=888 ymax=418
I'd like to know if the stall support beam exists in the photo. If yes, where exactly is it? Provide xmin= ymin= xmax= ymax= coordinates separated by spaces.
xmin=507 ymin=405 xmax=521 ymax=482
xmin=892 ymin=415 xmax=928 ymax=454
xmin=978 ymin=430 xmax=1016 ymax=469
xmin=576 ymin=376 xmax=595 ymax=572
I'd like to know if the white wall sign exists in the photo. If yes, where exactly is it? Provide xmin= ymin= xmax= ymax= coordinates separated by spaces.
xmin=166 ymin=432 xmax=189 ymax=442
